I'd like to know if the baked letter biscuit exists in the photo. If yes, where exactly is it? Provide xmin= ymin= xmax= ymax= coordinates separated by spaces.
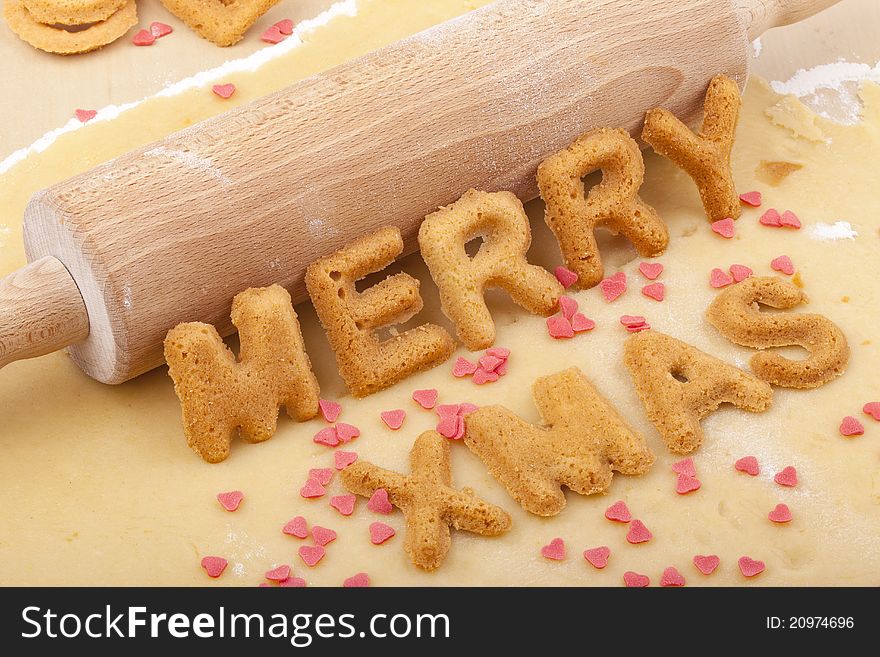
xmin=706 ymin=276 xmax=849 ymax=388
xmin=160 ymin=0 xmax=280 ymax=47
xmin=538 ymin=128 xmax=668 ymax=290
xmin=464 ymin=367 xmax=653 ymax=516
xmin=22 ymin=0 xmax=127 ymax=25
xmin=419 ymin=189 xmax=563 ymax=350
xmin=164 ymin=285 xmax=320 ymax=464
xmin=624 ymin=331 xmax=773 ymax=453
xmin=305 ymin=227 xmax=455 ymax=397
xmin=642 ymin=74 xmax=742 ymax=222
xmin=341 ymin=430 xmax=512 ymax=571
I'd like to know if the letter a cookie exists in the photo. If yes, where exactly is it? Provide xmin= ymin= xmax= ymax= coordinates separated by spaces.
xmin=623 ymin=331 xmax=773 ymax=453
xmin=465 ymin=367 xmax=654 ymax=516
xmin=538 ymin=128 xmax=668 ymax=290
xmin=164 ymin=285 xmax=320 ymax=463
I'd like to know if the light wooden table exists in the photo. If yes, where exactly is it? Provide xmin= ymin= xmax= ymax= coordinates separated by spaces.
xmin=0 ymin=0 xmax=876 ymax=159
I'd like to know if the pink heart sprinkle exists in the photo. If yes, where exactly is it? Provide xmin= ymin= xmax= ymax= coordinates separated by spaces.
xmin=768 ymin=503 xmax=792 ymax=523
xmin=131 ymin=29 xmax=155 ymax=46
xmin=540 ymin=538 xmax=566 ymax=560
xmin=863 ymin=401 xmax=880 ymax=421
xmin=559 ymin=295 xmax=579 ymax=319
xmin=313 ymin=427 xmax=339 ymax=447
xmin=729 ymin=264 xmax=753 ymax=283
xmin=711 ymin=217 xmax=736 ymax=239
xmin=496 ymin=362 xmax=508 ymax=377
xmin=641 ymin=282 xmax=665 ymax=301
xmin=660 ymin=566 xmax=686 ymax=587
xmin=212 ymin=83 xmax=236 ymax=99
xmin=344 ymin=572 xmax=370 ymax=587
xmin=738 ymin=556 xmax=765 ymax=577
xmin=200 ymin=556 xmax=228 ymax=578
xmin=599 ymin=272 xmax=627 ymax=302
xmin=839 ymin=415 xmax=864 ymax=437
xmin=759 ymin=208 xmax=782 ymax=227
xmin=626 ymin=323 xmax=651 ymax=333
xmin=367 ymin=488 xmax=393 ymax=514
xmin=620 ymin=315 xmax=647 ymax=328
xmin=571 ymin=313 xmax=595 ymax=333
xmin=623 ymin=571 xmax=650 ymax=587
xmin=369 ymin=521 xmax=396 ymax=545
xmin=472 ymin=367 xmax=500 ymax=385
xmin=334 ymin=450 xmax=358 ymax=470
xmin=261 ymin=25 xmax=287 ymax=44
xmin=693 ymin=555 xmax=720 ymax=575
xmin=460 ymin=403 xmax=479 ymax=415
xmin=381 ymin=409 xmax=406 ymax=430
xmin=547 ymin=314 xmax=574 ymax=339
xmin=311 ymin=526 xmax=337 ymax=546
xmin=300 ymin=478 xmax=325 ymax=499
xmin=216 ymin=490 xmax=243 ymax=512
xmin=412 ymin=388 xmax=438 ymax=409
xmin=279 ymin=577 xmax=307 ymax=587
xmin=319 ymin=399 xmax=342 ymax=423
xmin=554 ymin=266 xmax=579 ymax=288
xmin=74 ymin=109 xmax=97 ymax=123
xmin=479 ymin=355 xmax=504 ymax=372
xmin=330 ymin=494 xmax=356 ymax=516
xmin=436 ymin=416 xmax=461 ymax=439
xmin=604 ymin=500 xmax=632 ymax=523
xmin=771 ymin=255 xmax=794 ymax=275
xmin=336 ymin=423 xmax=360 ymax=443
xmin=671 ymin=457 xmax=696 ymax=477
xmin=150 ymin=21 xmax=173 ymax=38
xmin=638 ymin=262 xmax=664 ymax=280
xmin=265 ymin=564 xmax=291 ymax=581
xmin=274 ymin=18 xmax=294 ymax=35
xmin=775 ymin=466 xmax=798 ymax=487
xmin=740 ymin=191 xmax=762 ymax=207
xmin=309 ymin=468 xmax=334 ymax=486
xmin=299 ymin=545 xmax=326 ymax=567
xmin=437 ymin=403 xmax=463 ymax=419
xmin=626 ymin=519 xmax=652 ymax=544
xmin=710 ymin=267 xmax=734 ymax=288
xmin=283 ymin=516 xmax=308 ymax=538
xmin=452 ymin=357 xmax=479 ymax=377
xmin=735 ymin=456 xmax=760 ymax=476
xmin=583 ymin=546 xmax=611 ymax=569
xmin=676 ymin=473 xmax=702 ymax=495
xmin=780 ymin=210 xmax=801 ymax=229
xmin=487 ymin=347 xmax=511 ymax=360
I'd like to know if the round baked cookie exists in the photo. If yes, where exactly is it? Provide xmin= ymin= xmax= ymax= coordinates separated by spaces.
xmin=3 ymin=0 xmax=136 ymax=54
xmin=21 ymin=0 xmax=127 ymax=26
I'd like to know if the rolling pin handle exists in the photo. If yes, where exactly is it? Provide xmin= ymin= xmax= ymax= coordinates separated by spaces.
xmin=738 ymin=0 xmax=841 ymax=40
xmin=0 ymin=256 xmax=90 ymax=369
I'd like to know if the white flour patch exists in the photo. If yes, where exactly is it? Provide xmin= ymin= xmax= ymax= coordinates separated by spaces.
xmin=0 ymin=224 xmax=10 ymax=247
xmin=771 ymin=60 xmax=880 ymax=124
xmin=308 ymin=217 xmax=340 ymax=239
xmin=752 ymin=37 xmax=762 ymax=58
xmin=808 ymin=221 xmax=858 ymax=242
xmin=0 ymin=0 xmax=358 ymax=175
xmin=144 ymin=146 xmax=232 ymax=184
xmin=121 ymin=284 xmax=133 ymax=310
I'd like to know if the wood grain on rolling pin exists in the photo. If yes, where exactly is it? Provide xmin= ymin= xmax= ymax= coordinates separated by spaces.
xmin=23 ymin=0 xmax=748 ymax=383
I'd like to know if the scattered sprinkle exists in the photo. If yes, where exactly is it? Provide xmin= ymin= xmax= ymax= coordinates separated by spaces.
xmin=676 ymin=473 xmax=701 ymax=495
xmin=283 ymin=516 xmax=309 ymax=538
xmin=131 ymin=29 xmax=155 ymax=46
xmin=710 ymin=267 xmax=734 ymax=288
xmin=559 ymin=295 xmax=579 ymax=319
xmin=265 ymin=564 xmax=291 ymax=581
xmin=660 ymin=566 xmax=686 ymax=587
xmin=739 ymin=191 xmax=762 ymax=207
xmin=300 ymin=478 xmax=326 ymax=499
xmin=626 ymin=519 xmax=652 ymax=544
xmin=313 ymin=427 xmax=339 ymax=447
xmin=638 ymin=262 xmax=664 ymax=280
xmin=839 ymin=415 xmax=864 ymax=437
xmin=547 ymin=314 xmax=574 ymax=339
xmin=623 ymin=571 xmax=650 ymax=587
xmin=344 ymin=572 xmax=370 ymax=587
xmin=780 ymin=210 xmax=801 ymax=229
xmin=312 ymin=526 xmax=337 ymax=546
xmin=862 ymin=402 xmax=880 ymax=421
xmin=452 ymin=357 xmax=479 ymax=377
xmin=599 ymin=272 xmax=627 ymax=302
xmin=309 ymin=468 xmax=334 ymax=486
xmin=738 ymin=556 xmax=765 ymax=578
xmin=583 ymin=546 xmax=611 ymax=569
xmin=380 ymin=409 xmax=406 ymax=430
xmin=74 ymin=109 xmax=96 ymax=123
xmin=319 ymin=399 xmax=342 ymax=423
xmin=774 ymin=466 xmax=798 ymax=487
xmin=369 ymin=522 xmax=396 ymax=545
xmin=330 ymin=494 xmax=356 ymax=516
xmin=412 ymin=388 xmax=438 ymax=409
xmin=274 ymin=18 xmax=294 ymax=35
xmin=261 ymin=25 xmax=287 ymax=44
xmin=216 ymin=490 xmax=244 ymax=512
xmin=298 ymin=545 xmax=326 ymax=567
xmin=729 ymin=264 xmax=753 ymax=283
xmin=435 ymin=403 xmax=477 ymax=439
xmin=734 ymin=455 xmax=760 ymax=476
xmin=472 ymin=367 xmax=500 ymax=385
xmin=540 ymin=537 xmax=566 ymax=560
xmin=367 ymin=488 xmax=393 ymax=514
xmin=279 ymin=577 xmax=307 ymax=587
xmin=212 ymin=83 xmax=236 ymax=99
xmin=336 ymin=423 xmax=360 ymax=442
xmin=200 ymin=556 xmax=228 ymax=578
xmin=604 ymin=500 xmax=632 ymax=523
xmin=620 ymin=315 xmax=647 ymax=328
xmin=693 ymin=555 xmax=720 ymax=575
xmin=759 ymin=208 xmax=782 ymax=227
xmin=711 ymin=217 xmax=736 ymax=239
xmin=571 ymin=313 xmax=596 ymax=332
xmin=771 ymin=255 xmax=794 ymax=275
xmin=487 ymin=347 xmax=511 ymax=359
xmin=641 ymin=282 xmax=665 ymax=301
xmin=554 ymin=266 xmax=579 ymax=288
xmin=149 ymin=21 xmax=173 ymax=38
xmin=671 ymin=457 xmax=696 ymax=477
xmin=768 ymin=503 xmax=793 ymax=523
xmin=334 ymin=450 xmax=358 ymax=470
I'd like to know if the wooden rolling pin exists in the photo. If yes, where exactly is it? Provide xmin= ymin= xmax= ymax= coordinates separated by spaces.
xmin=0 ymin=0 xmax=838 ymax=384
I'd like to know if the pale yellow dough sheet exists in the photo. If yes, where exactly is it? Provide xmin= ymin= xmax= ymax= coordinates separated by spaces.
xmin=0 ymin=0 xmax=879 ymax=586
